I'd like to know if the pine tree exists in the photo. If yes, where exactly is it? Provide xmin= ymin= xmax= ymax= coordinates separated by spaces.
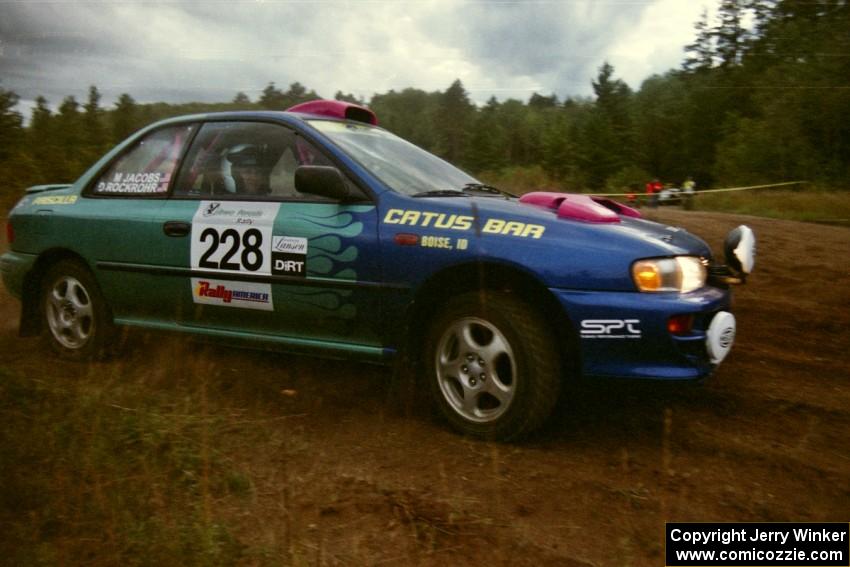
xmin=715 ymin=0 xmax=747 ymax=67
xmin=56 ymin=96 xmax=84 ymax=179
xmin=232 ymin=91 xmax=251 ymax=105
xmin=259 ymin=83 xmax=286 ymax=109
xmin=588 ymin=62 xmax=634 ymax=184
xmin=0 ymin=88 xmax=23 ymax=163
xmin=83 ymin=86 xmax=107 ymax=162
xmin=29 ymin=97 xmax=65 ymax=182
xmin=334 ymin=91 xmax=363 ymax=104
xmin=435 ymin=79 xmax=475 ymax=165
xmin=112 ymin=93 xmax=139 ymax=143
xmin=683 ymin=9 xmax=714 ymax=71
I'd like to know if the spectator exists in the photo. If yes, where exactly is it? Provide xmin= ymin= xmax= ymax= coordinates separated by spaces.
xmin=682 ymin=176 xmax=696 ymax=210
xmin=646 ymin=178 xmax=663 ymax=208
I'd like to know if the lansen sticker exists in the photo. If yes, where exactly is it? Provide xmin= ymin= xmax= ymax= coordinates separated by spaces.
xmin=272 ymin=236 xmax=308 ymax=277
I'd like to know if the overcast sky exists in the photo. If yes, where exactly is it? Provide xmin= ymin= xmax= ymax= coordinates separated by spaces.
xmin=1 ymin=0 xmax=717 ymax=114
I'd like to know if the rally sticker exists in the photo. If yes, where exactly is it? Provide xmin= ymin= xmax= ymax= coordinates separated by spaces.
xmin=191 ymin=278 xmax=273 ymax=311
xmin=272 ymin=236 xmax=308 ymax=277
xmin=191 ymin=201 xmax=281 ymax=275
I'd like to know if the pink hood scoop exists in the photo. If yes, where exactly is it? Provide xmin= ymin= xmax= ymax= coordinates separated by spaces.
xmin=518 ymin=192 xmax=641 ymax=223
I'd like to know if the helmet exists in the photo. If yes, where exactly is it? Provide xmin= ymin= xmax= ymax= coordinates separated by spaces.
xmin=226 ymin=145 xmax=264 ymax=168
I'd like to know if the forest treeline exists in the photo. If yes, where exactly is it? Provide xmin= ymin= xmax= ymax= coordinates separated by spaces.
xmin=0 ymin=0 xmax=847 ymax=195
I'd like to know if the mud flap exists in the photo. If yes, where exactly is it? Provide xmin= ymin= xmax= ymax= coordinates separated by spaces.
xmin=18 ymin=273 xmax=41 ymax=337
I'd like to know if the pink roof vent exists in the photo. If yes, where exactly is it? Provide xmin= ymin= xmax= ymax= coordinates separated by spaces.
xmin=518 ymin=192 xmax=641 ymax=223
xmin=286 ymin=100 xmax=378 ymax=125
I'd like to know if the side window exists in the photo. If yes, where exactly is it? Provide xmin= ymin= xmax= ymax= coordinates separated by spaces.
xmin=174 ymin=122 xmax=335 ymax=200
xmin=92 ymin=125 xmax=196 ymax=196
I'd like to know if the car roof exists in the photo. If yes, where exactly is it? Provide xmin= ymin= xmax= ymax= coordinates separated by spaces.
xmin=147 ymin=110 xmax=342 ymax=129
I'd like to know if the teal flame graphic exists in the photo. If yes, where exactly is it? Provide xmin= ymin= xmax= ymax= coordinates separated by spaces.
xmin=274 ymin=205 xmax=374 ymax=319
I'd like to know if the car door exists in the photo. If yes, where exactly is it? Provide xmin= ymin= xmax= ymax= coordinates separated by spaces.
xmin=166 ymin=120 xmax=384 ymax=349
xmin=79 ymin=123 xmax=198 ymax=325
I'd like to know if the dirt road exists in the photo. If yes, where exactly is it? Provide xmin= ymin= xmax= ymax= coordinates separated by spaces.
xmin=1 ymin=209 xmax=848 ymax=566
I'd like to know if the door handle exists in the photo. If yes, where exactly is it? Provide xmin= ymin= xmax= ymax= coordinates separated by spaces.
xmin=163 ymin=221 xmax=191 ymax=237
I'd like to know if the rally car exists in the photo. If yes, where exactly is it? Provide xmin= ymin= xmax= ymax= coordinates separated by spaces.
xmin=1 ymin=100 xmax=755 ymax=440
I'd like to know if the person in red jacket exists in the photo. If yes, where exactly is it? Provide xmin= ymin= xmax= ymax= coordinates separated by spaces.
xmin=646 ymin=178 xmax=663 ymax=208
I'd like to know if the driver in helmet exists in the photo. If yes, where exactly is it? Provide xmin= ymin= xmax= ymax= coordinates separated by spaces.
xmin=227 ymin=146 xmax=271 ymax=195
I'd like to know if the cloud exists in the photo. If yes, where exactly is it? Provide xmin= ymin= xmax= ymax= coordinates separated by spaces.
xmin=0 ymin=0 xmax=712 ymax=111
xmin=608 ymin=0 xmax=715 ymax=89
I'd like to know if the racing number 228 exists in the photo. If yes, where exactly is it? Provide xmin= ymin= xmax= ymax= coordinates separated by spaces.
xmin=198 ymin=228 xmax=263 ymax=271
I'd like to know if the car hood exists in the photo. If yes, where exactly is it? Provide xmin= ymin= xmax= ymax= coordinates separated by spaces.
xmin=466 ymin=194 xmax=712 ymax=258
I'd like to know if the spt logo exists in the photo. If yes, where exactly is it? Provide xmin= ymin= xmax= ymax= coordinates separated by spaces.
xmin=580 ymin=319 xmax=642 ymax=339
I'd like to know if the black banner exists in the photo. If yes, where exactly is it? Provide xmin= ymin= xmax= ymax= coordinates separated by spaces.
xmin=666 ymin=523 xmax=849 ymax=566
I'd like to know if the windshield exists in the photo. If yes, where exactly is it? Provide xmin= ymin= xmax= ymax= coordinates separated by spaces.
xmin=308 ymin=120 xmax=478 ymax=196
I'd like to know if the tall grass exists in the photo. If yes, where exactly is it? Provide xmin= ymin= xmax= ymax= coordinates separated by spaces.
xmin=691 ymin=188 xmax=850 ymax=223
xmin=0 ymin=342 xmax=303 ymax=566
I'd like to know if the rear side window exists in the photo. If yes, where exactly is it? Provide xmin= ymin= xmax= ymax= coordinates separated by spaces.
xmin=93 ymin=124 xmax=196 ymax=196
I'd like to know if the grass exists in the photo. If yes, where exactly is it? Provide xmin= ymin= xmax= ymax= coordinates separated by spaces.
xmin=0 ymin=336 xmax=483 ymax=566
xmin=0 ymin=341 xmax=309 ymax=566
xmin=690 ymin=188 xmax=850 ymax=224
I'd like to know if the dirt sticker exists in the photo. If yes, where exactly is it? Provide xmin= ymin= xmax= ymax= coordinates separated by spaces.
xmin=271 ymin=236 xmax=308 ymax=277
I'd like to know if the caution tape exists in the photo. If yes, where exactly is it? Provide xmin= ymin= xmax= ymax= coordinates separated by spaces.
xmin=590 ymin=181 xmax=807 ymax=198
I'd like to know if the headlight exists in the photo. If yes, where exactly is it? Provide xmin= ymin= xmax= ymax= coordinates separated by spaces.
xmin=632 ymin=256 xmax=707 ymax=293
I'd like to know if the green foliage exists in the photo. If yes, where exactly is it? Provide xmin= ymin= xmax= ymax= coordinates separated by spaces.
xmin=605 ymin=165 xmax=653 ymax=193
xmin=369 ymin=87 xmax=442 ymax=151
xmin=258 ymin=81 xmax=318 ymax=110
xmin=478 ymin=165 xmax=559 ymax=195
xmin=112 ymin=93 xmax=140 ymax=145
xmin=435 ymin=79 xmax=476 ymax=166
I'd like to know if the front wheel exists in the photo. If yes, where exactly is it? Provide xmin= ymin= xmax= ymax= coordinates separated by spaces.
xmin=424 ymin=292 xmax=562 ymax=441
xmin=41 ymin=259 xmax=114 ymax=359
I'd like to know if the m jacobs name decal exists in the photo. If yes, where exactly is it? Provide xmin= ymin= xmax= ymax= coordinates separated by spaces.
xmin=580 ymin=319 xmax=642 ymax=339
xmin=191 ymin=278 xmax=273 ymax=311
xmin=383 ymin=209 xmax=545 ymax=239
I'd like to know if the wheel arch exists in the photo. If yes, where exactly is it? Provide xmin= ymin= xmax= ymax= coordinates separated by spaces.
xmin=404 ymin=261 xmax=581 ymax=377
xmin=19 ymin=248 xmax=94 ymax=337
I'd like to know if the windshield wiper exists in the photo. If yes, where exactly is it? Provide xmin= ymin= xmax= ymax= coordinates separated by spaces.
xmin=462 ymin=183 xmax=516 ymax=198
xmin=412 ymin=189 xmax=471 ymax=198
xmin=412 ymin=184 xmax=516 ymax=198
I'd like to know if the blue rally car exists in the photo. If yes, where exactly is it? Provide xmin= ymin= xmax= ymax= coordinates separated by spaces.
xmin=1 ymin=100 xmax=755 ymax=439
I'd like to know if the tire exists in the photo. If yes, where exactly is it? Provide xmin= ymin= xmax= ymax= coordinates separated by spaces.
xmin=40 ymin=259 xmax=114 ymax=360
xmin=423 ymin=291 xmax=562 ymax=441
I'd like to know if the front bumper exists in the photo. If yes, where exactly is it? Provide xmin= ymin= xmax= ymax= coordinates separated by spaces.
xmin=552 ymin=286 xmax=732 ymax=381
xmin=0 ymin=251 xmax=37 ymax=300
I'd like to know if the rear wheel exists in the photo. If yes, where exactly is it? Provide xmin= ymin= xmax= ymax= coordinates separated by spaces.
xmin=41 ymin=260 xmax=114 ymax=359
xmin=424 ymin=291 xmax=562 ymax=441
